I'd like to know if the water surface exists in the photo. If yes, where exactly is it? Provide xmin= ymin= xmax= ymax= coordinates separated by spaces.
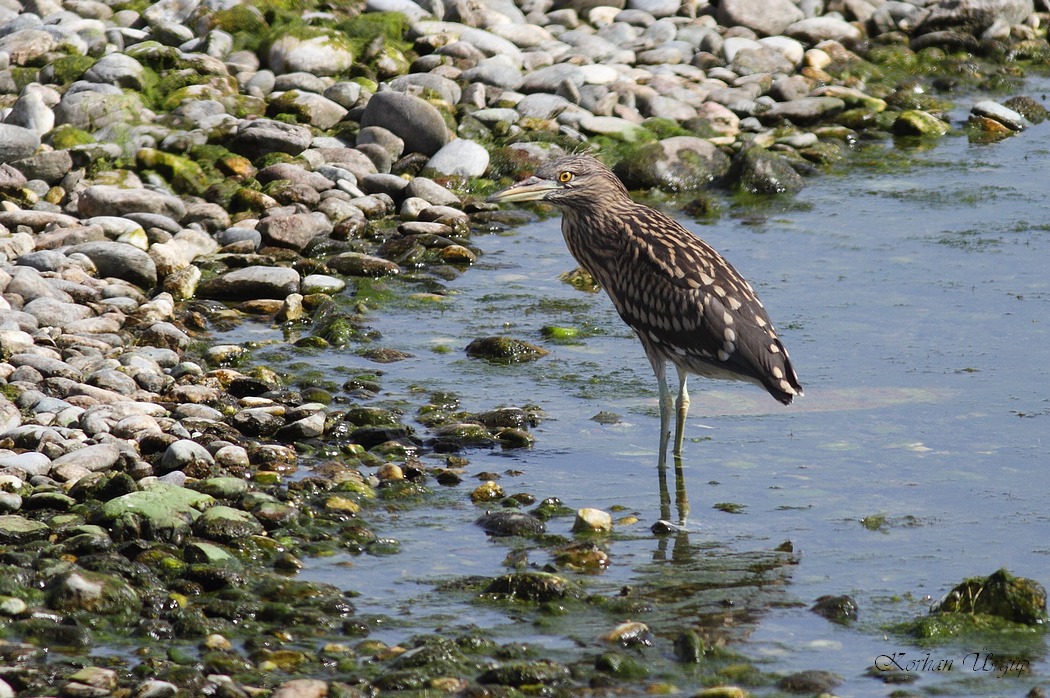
xmin=243 ymin=97 xmax=1050 ymax=695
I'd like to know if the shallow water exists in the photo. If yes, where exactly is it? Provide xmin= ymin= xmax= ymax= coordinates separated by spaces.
xmin=237 ymin=96 xmax=1050 ymax=694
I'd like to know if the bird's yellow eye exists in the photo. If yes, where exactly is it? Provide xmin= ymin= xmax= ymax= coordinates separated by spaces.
xmin=558 ymin=171 xmax=573 ymax=183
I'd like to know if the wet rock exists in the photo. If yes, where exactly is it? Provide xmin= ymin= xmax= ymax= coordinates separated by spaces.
xmin=1004 ymin=95 xmax=1048 ymax=124
xmin=601 ymin=620 xmax=653 ymax=646
xmin=811 ymin=594 xmax=858 ymax=623
xmin=617 ymin=137 xmax=731 ymax=191
xmin=432 ymin=422 xmax=495 ymax=449
xmin=478 ymin=659 xmax=571 ymax=686
xmin=476 ymin=511 xmax=546 ymax=536
xmin=777 ymin=669 xmax=842 ymax=694
xmin=193 ymin=505 xmax=264 ymax=542
xmin=326 ymin=252 xmax=401 ymax=277
xmin=0 ymin=514 xmax=50 ymax=544
xmin=937 ymin=568 xmax=1046 ymax=625
xmin=894 ymin=110 xmax=950 ymax=136
xmin=732 ymin=146 xmax=805 ymax=195
xmin=465 ymin=336 xmax=549 ymax=363
xmin=484 ymin=571 xmax=580 ymax=602
xmin=101 ymin=481 xmax=215 ymax=543
xmin=300 ymin=274 xmax=346 ymax=295
xmin=673 ymin=629 xmax=705 ymax=663
xmin=694 ymin=688 xmax=748 ymax=698
xmin=277 ymin=410 xmax=326 ymax=440
xmin=470 ymin=480 xmax=504 ymax=502
xmin=46 ymin=568 xmax=141 ymax=618
xmin=595 ymin=651 xmax=650 ymax=678
xmin=970 ymin=100 xmax=1028 ymax=131
xmin=572 ymin=507 xmax=612 ymax=533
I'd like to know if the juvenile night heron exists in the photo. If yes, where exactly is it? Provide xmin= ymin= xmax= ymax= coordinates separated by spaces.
xmin=487 ymin=154 xmax=802 ymax=463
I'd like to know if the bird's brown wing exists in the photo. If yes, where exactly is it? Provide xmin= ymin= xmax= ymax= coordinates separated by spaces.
xmin=600 ymin=207 xmax=802 ymax=403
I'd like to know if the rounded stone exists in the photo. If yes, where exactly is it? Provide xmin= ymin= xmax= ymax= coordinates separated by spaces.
xmin=359 ymin=91 xmax=451 ymax=157
xmin=267 ymin=32 xmax=355 ymax=76
xmin=196 ymin=266 xmax=301 ymax=301
xmin=68 ymin=241 xmax=158 ymax=289
xmin=572 ymin=507 xmax=613 ymax=533
xmin=425 ymin=139 xmax=490 ymax=177
xmin=0 ymin=124 xmax=42 ymax=164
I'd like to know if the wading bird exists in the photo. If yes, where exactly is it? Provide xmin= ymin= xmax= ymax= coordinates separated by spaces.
xmin=487 ymin=154 xmax=802 ymax=471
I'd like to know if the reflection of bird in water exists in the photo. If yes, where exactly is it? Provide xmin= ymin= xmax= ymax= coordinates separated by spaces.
xmin=488 ymin=155 xmax=802 ymax=520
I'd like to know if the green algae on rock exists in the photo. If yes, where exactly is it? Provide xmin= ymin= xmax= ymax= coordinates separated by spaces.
xmin=893 ymin=569 xmax=1047 ymax=640
xmin=465 ymin=336 xmax=549 ymax=364
xmin=100 ymin=481 xmax=216 ymax=544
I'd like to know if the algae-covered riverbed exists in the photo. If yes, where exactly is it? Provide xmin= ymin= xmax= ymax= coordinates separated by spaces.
xmin=213 ymin=92 xmax=1050 ymax=696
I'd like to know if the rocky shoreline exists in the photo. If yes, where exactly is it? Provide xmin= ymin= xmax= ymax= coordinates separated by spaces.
xmin=0 ymin=0 xmax=1048 ymax=695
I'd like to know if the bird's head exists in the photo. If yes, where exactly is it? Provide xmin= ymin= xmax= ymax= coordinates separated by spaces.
xmin=486 ymin=155 xmax=628 ymax=207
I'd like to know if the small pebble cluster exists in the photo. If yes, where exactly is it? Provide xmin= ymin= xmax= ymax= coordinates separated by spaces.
xmin=0 ymin=0 xmax=1047 ymax=694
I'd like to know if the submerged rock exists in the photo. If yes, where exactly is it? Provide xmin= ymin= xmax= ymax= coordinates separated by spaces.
xmin=475 ymin=511 xmax=546 ymax=537
xmin=465 ymin=336 xmax=549 ymax=363
xmin=811 ymin=594 xmax=858 ymax=624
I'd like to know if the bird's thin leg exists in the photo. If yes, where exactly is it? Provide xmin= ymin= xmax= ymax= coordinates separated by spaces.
xmin=673 ymin=450 xmax=689 ymax=525
xmin=651 ymin=358 xmax=672 ymax=470
xmin=673 ymin=366 xmax=690 ymax=457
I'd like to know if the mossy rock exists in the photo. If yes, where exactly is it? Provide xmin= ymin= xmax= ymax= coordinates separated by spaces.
xmin=46 ymin=55 xmax=96 ymax=84
xmin=101 ymin=481 xmax=215 ymax=544
xmin=937 ymin=569 xmax=1046 ymax=625
xmin=343 ymin=406 xmax=401 ymax=427
xmin=192 ymin=505 xmax=265 ymax=543
xmin=731 ymin=146 xmax=805 ymax=196
xmin=893 ymin=569 xmax=1047 ymax=640
xmin=483 ymin=571 xmax=581 ymax=603
xmin=267 ymin=90 xmax=313 ymax=122
xmin=208 ymin=4 xmax=269 ymax=51
xmin=45 ymin=568 xmax=142 ymax=619
xmin=893 ymin=109 xmax=950 ymax=137
xmin=46 ymin=124 xmax=96 ymax=149
xmin=478 ymin=660 xmax=571 ymax=686
xmin=124 ymin=41 xmax=183 ymax=71
xmin=137 ymin=148 xmax=209 ymax=196
xmin=336 ymin=11 xmax=413 ymax=55
xmin=595 ymin=651 xmax=650 ymax=679
xmin=465 ymin=336 xmax=549 ymax=364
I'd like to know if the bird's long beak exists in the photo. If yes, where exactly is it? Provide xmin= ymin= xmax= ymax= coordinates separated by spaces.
xmin=486 ymin=176 xmax=559 ymax=203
